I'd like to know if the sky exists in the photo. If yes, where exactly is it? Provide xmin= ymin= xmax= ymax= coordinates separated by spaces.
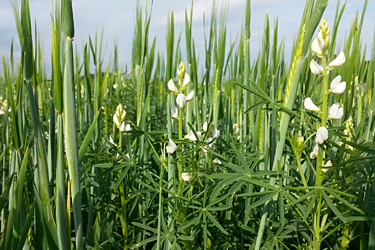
xmin=0 ymin=0 xmax=374 ymax=74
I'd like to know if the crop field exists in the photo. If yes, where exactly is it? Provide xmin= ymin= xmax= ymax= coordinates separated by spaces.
xmin=0 ymin=0 xmax=375 ymax=249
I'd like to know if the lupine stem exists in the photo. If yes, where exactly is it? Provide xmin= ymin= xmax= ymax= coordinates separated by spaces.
xmin=118 ymin=131 xmax=128 ymax=249
xmin=314 ymin=55 xmax=328 ymax=250
xmin=178 ymin=107 xmax=183 ymax=182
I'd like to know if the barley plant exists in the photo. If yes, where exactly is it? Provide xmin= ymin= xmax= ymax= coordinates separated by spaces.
xmin=1 ymin=0 xmax=375 ymax=249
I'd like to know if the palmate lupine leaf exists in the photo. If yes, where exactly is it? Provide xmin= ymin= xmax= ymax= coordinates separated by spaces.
xmin=322 ymin=190 xmax=346 ymax=223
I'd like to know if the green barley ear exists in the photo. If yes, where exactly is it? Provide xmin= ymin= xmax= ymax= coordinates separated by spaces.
xmin=284 ymin=25 xmax=305 ymax=105
xmin=62 ymin=0 xmax=74 ymax=38
xmin=62 ymin=0 xmax=82 ymax=249
xmin=21 ymin=0 xmax=33 ymax=80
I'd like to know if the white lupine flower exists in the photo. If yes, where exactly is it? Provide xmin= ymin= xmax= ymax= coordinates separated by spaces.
xmin=304 ymin=97 xmax=320 ymax=112
xmin=168 ymin=79 xmax=179 ymax=93
xmin=329 ymin=75 xmax=346 ymax=94
xmin=233 ymin=123 xmax=239 ymax=134
xmin=124 ymin=124 xmax=132 ymax=131
xmin=203 ymin=122 xmax=208 ymax=131
xmin=310 ymin=59 xmax=324 ymax=75
xmin=322 ymin=160 xmax=333 ymax=173
xmin=311 ymin=38 xmax=323 ymax=56
xmin=113 ymin=114 xmax=121 ymax=128
xmin=109 ymin=136 xmax=114 ymax=144
xmin=181 ymin=172 xmax=191 ymax=182
xmin=212 ymin=158 xmax=222 ymax=165
xmin=328 ymin=103 xmax=344 ymax=120
xmin=186 ymin=89 xmax=194 ymax=101
xmin=328 ymin=51 xmax=346 ymax=68
xmin=113 ymin=83 xmax=118 ymax=89
xmin=176 ymin=94 xmax=187 ymax=108
xmin=171 ymin=104 xmax=178 ymax=118
xmin=109 ymin=136 xmax=117 ymax=146
xmin=181 ymin=73 xmax=190 ymax=90
xmin=166 ymin=139 xmax=177 ymax=154
xmin=316 ymin=126 xmax=328 ymax=144
xmin=310 ymin=144 xmax=319 ymax=159
xmin=185 ymin=130 xmax=198 ymax=141
xmin=119 ymin=121 xmax=126 ymax=132
xmin=196 ymin=131 xmax=202 ymax=140
xmin=212 ymin=128 xmax=220 ymax=138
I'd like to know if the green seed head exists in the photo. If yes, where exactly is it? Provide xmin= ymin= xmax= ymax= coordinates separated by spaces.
xmin=297 ymin=136 xmax=304 ymax=150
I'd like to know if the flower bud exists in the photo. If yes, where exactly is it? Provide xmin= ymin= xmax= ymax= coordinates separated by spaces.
xmin=177 ymin=61 xmax=185 ymax=81
xmin=297 ymin=136 xmax=304 ymax=149
xmin=319 ymin=18 xmax=330 ymax=53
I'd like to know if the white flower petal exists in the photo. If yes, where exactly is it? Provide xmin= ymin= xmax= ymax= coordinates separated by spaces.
xmin=181 ymin=73 xmax=190 ymax=90
xmin=330 ymin=81 xmax=346 ymax=94
xmin=328 ymin=51 xmax=346 ymax=68
xmin=113 ymin=114 xmax=120 ymax=128
xmin=316 ymin=126 xmax=328 ymax=144
xmin=205 ymin=137 xmax=214 ymax=145
xmin=310 ymin=59 xmax=323 ymax=75
xmin=185 ymin=130 xmax=197 ymax=141
xmin=181 ymin=172 xmax=191 ymax=182
xmin=322 ymin=160 xmax=333 ymax=173
xmin=311 ymin=38 xmax=322 ymax=56
xmin=196 ymin=131 xmax=202 ymax=140
xmin=109 ymin=136 xmax=115 ymax=145
xmin=212 ymin=158 xmax=222 ymax=165
xmin=304 ymin=97 xmax=320 ymax=112
xmin=168 ymin=79 xmax=179 ymax=93
xmin=119 ymin=121 xmax=126 ymax=132
xmin=176 ymin=94 xmax=186 ymax=108
xmin=310 ymin=144 xmax=319 ymax=159
xmin=212 ymin=128 xmax=220 ymax=138
xmin=186 ymin=89 xmax=194 ymax=101
xmin=125 ymin=124 xmax=132 ymax=131
xmin=171 ymin=104 xmax=178 ymax=118
xmin=203 ymin=122 xmax=208 ymax=131
xmin=328 ymin=103 xmax=344 ymax=119
xmin=330 ymin=75 xmax=341 ymax=90
xmin=166 ymin=139 xmax=177 ymax=154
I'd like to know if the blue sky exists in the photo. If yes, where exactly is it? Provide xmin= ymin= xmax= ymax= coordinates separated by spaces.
xmin=0 ymin=0 xmax=373 ymax=73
